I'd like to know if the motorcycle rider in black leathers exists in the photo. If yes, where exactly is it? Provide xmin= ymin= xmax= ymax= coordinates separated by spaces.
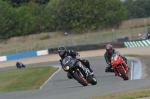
xmin=58 ymin=46 xmax=93 ymax=79
xmin=104 ymin=44 xmax=129 ymax=73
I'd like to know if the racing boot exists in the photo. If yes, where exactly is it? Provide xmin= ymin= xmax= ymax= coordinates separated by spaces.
xmin=80 ymin=59 xmax=94 ymax=75
xmin=105 ymin=67 xmax=109 ymax=72
xmin=88 ymin=67 xmax=93 ymax=73
xmin=86 ymin=66 xmax=94 ymax=75
xmin=105 ymin=66 xmax=114 ymax=73
xmin=84 ymin=63 xmax=93 ymax=72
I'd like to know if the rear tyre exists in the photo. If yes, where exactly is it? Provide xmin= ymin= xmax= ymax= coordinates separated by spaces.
xmin=119 ymin=68 xmax=128 ymax=80
xmin=73 ymin=71 xmax=88 ymax=86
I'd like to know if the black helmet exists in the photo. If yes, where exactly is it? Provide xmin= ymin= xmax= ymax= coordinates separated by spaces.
xmin=106 ymin=44 xmax=113 ymax=54
xmin=57 ymin=46 xmax=67 ymax=56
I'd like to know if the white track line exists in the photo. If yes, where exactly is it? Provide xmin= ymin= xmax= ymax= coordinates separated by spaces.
xmin=40 ymin=66 xmax=61 ymax=89
xmin=127 ymin=57 xmax=142 ymax=80
xmin=127 ymin=57 xmax=134 ymax=80
xmin=130 ymin=60 xmax=134 ymax=80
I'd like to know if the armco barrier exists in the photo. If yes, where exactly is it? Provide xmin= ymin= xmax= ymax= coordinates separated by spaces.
xmin=124 ymin=39 xmax=150 ymax=48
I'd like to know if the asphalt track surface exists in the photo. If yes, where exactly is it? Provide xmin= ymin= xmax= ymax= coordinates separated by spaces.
xmin=0 ymin=57 xmax=150 ymax=99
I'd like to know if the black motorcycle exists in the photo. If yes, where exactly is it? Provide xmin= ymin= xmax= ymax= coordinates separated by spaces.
xmin=62 ymin=56 xmax=97 ymax=86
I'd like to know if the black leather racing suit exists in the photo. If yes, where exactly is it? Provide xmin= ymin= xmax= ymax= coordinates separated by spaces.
xmin=104 ymin=49 xmax=127 ymax=72
xmin=59 ymin=50 xmax=93 ymax=72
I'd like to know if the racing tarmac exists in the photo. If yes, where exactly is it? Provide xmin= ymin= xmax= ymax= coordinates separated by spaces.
xmin=0 ymin=57 xmax=150 ymax=99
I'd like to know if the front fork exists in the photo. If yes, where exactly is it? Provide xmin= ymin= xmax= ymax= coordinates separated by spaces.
xmin=115 ymin=65 xmax=127 ymax=76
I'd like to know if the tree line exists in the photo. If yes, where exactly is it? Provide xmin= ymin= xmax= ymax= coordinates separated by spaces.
xmin=124 ymin=0 xmax=150 ymax=19
xmin=0 ymin=0 xmax=149 ymax=39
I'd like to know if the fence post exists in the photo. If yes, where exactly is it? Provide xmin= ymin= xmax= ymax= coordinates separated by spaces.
xmin=130 ymin=27 xmax=133 ymax=40
xmin=65 ymin=32 xmax=67 ymax=46
xmin=99 ymin=29 xmax=101 ymax=43
xmin=83 ymin=31 xmax=87 ymax=45
xmin=145 ymin=25 xmax=148 ymax=34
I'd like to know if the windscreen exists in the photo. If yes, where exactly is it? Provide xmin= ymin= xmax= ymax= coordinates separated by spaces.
xmin=62 ymin=56 xmax=72 ymax=65
xmin=111 ymin=54 xmax=119 ymax=61
xmin=62 ymin=56 xmax=76 ymax=68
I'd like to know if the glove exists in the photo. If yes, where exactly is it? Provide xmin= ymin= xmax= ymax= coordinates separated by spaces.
xmin=76 ymin=53 xmax=80 ymax=59
xmin=59 ymin=59 xmax=63 ymax=67
xmin=59 ymin=59 xmax=62 ymax=63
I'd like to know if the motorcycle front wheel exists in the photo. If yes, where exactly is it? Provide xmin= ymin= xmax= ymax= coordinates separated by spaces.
xmin=119 ymin=68 xmax=129 ymax=80
xmin=73 ymin=71 xmax=88 ymax=86
xmin=90 ymin=75 xmax=97 ymax=85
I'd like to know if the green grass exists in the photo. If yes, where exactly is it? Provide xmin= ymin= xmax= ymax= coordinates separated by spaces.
xmin=87 ymin=88 xmax=150 ymax=99
xmin=0 ymin=66 xmax=58 ymax=92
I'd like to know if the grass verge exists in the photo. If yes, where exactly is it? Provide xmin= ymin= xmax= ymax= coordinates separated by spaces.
xmin=0 ymin=66 xmax=58 ymax=92
xmin=88 ymin=87 xmax=150 ymax=99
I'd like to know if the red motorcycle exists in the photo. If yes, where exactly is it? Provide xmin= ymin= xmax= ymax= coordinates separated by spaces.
xmin=111 ymin=54 xmax=129 ymax=80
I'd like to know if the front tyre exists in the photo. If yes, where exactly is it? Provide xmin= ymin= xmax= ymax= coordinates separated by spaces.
xmin=119 ymin=68 xmax=128 ymax=80
xmin=73 ymin=71 xmax=88 ymax=86
xmin=90 ymin=75 xmax=97 ymax=85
